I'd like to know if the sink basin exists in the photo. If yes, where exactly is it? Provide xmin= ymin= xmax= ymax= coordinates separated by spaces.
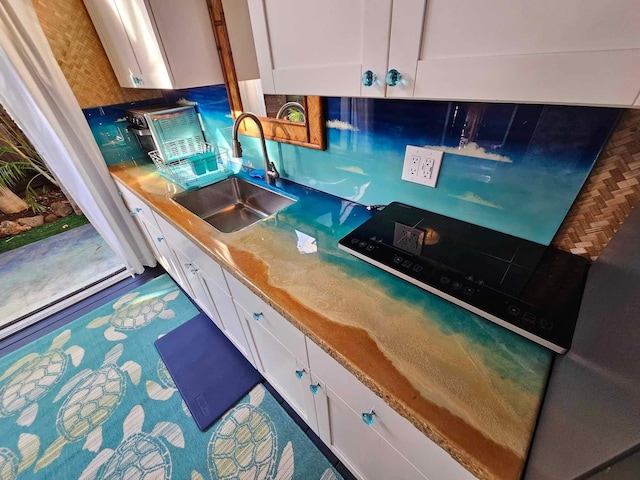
xmin=172 ymin=177 xmax=296 ymax=233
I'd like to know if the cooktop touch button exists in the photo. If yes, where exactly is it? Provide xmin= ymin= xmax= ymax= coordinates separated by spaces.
xmin=539 ymin=319 xmax=554 ymax=330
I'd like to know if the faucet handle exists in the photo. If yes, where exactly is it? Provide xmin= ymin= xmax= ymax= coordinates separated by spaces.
xmin=267 ymin=161 xmax=280 ymax=180
xmin=232 ymin=139 xmax=243 ymax=158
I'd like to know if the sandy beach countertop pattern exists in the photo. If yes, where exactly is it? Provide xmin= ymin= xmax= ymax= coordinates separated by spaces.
xmin=110 ymin=161 xmax=553 ymax=480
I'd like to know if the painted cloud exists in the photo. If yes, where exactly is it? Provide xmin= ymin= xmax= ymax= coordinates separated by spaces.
xmin=335 ymin=165 xmax=367 ymax=175
xmin=176 ymin=98 xmax=198 ymax=106
xmin=450 ymin=192 xmax=505 ymax=210
xmin=425 ymin=142 xmax=512 ymax=163
xmin=326 ymin=119 xmax=359 ymax=132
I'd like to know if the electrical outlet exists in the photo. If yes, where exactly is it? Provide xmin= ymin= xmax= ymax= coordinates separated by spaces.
xmin=401 ymin=145 xmax=443 ymax=187
xmin=418 ymin=158 xmax=434 ymax=181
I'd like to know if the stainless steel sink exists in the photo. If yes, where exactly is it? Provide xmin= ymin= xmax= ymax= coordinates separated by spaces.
xmin=172 ymin=177 xmax=296 ymax=233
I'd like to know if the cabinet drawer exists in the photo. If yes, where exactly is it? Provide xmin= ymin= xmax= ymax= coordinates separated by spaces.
xmin=238 ymin=303 xmax=318 ymax=432
xmin=319 ymin=383 xmax=426 ymax=480
xmin=307 ymin=340 xmax=475 ymax=480
xmin=153 ymin=212 xmax=229 ymax=292
xmin=117 ymin=182 xmax=158 ymax=228
xmin=226 ymin=272 xmax=307 ymax=366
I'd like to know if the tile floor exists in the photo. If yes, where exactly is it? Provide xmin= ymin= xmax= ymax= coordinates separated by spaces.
xmin=0 ymin=224 xmax=125 ymax=329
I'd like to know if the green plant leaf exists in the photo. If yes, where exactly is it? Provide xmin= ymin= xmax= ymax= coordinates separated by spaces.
xmin=0 ymin=160 xmax=33 ymax=189
xmin=24 ymin=174 xmax=45 ymax=213
xmin=287 ymin=110 xmax=305 ymax=123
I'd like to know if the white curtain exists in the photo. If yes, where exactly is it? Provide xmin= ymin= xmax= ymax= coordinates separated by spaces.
xmin=0 ymin=1 xmax=154 ymax=274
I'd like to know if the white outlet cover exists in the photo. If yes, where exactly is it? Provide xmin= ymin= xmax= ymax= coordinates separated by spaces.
xmin=401 ymin=145 xmax=443 ymax=188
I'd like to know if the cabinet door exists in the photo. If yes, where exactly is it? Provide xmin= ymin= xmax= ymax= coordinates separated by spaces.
xmin=132 ymin=216 xmax=162 ymax=267
xmin=112 ymin=0 xmax=173 ymax=88
xmin=312 ymin=377 xmax=425 ymax=480
xmin=202 ymin=275 xmax=256 ymax=366
xmin=239 ymin=304 xmax=318 ymax=433
xmin=83 ymin=0 xmax=143 ymax=88
xmin=169 ymin=243 xmax=224 ymax=326
xmin=308 ymin=340 xmax=476 ymax=480
xmin=117 ymin=183 xmax=159 ymax=229
xmin=148 ymin=0 xmax=225 ymax=89
xmin=247 ymin=0 xmax=392 ymax=97
xmin=143 ymin=220 xmax=191 ymax=293
xmin=390 ymin=0 xmax=640 ymax=105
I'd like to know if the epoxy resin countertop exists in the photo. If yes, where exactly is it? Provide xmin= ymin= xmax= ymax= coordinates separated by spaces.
xmin=110 ymin=161 xmax=553 ymax=480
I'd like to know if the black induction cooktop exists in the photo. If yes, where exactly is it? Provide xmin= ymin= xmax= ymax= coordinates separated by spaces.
xmin=338 ymin=202 xmax=589 ymax=353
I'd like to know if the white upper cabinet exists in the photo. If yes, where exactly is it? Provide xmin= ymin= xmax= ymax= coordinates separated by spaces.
xmin=392 ymin=0 xmax=640 ymax=106
xmin=84 ymin=0 xmax=224 ymax=89
xmin=247 ymin=0 xmax=640 ymax=106
xmin=247 ymin=0 xmax=393 ymax=97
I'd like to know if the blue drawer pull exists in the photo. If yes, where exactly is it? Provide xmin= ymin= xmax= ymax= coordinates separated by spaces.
xmin=295 ymin=369 xmax=305 ymax=379
xmin=136 ymin=208 xmax=142 ymax=212
xmin=253 ymin=312 xmax=263 ymax=321
xmin=129 ymin=211 xmax=136 ymax=217
xmin=361 ymin=70 xmax=376 ymax=87
xmin=309 ymin=384 xmax=320 ymax=395
xmin=157 ymin=237 xmax=164 ymax=243
xmin=361 ymin=409 xmax=375 ymax=426
xmin=385 ymin=69 xmax=402 ymax=87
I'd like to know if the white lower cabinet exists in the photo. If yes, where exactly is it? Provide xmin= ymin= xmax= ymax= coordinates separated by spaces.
xmin=206 ymin=279 xmax=255 ymax=365
xmin=117 ymin=183 xmax=188 ymax=287
xmin=312 ymin=377 xmax=425 ymax=480
xmin=225 ymin=272 xmax=318 ymax=433
xmin=307 ymin=340 xmax=476 ymax=480
xmin=142 ymin=205 xmax=255 ymax=366
xmin=117 ymin=183 xmax=475 ymax=479
xmin=235 ymin=303 xmax=318 ymax=433
xmin=144 ymin=220 xmax=192 ymax=295
xmin=167 ymin=242 xmax=222 ymax=329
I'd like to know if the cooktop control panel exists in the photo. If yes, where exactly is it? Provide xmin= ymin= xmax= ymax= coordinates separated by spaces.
xmin=339 ymin=202 xmax=589 ymax=353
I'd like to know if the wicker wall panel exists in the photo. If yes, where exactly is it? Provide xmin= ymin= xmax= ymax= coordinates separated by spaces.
xmin=552 ymin=109 xmax=640 ymax=260
xmin=33 ymin=0 xmax=161 ymax=109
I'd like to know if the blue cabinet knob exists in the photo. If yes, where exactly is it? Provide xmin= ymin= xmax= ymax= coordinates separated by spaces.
xmin=361 ymin=70 xmax=376 ymax=87
xmin=385 ymin=69 xmax=402 ymax=87
xmin=253 ymin=312 xmax=263 ymax=321
xmin=295 ymin=369 xmax=305 ymax=379
xmin=117 ymin=191 xmax=123 ymax=196
xmin=129 ymin=211 xmax=136 ymax=216
xmin=157 ymin=237 xmax=164 ymax=243
xmin=361 ymin=409 xmax=375 ymax=426
xmin=135 ymin=208 xmax=142 ymax=213
xmin=309 ymin=383 xmax=320 ymax=394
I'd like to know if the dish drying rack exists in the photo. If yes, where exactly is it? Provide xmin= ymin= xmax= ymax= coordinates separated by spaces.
xmin=149 ymin=142 xmax=232 ymax=189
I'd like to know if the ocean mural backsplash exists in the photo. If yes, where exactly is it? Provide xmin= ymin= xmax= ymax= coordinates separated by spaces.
xmin=277 ymin=99 xmax=620 ymax=245
xmin=84 ymin=85 xmax=620 ymax=245
xmin=84 ymin=100 xmax=162 ymax=166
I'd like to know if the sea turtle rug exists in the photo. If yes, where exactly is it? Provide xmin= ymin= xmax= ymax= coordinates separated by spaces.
xmin=0 ymin=274 xmax=343 ymax=480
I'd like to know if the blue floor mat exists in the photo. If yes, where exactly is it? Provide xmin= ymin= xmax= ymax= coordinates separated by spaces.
xmin=155 ymin=312 xmax=262 ymax=430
